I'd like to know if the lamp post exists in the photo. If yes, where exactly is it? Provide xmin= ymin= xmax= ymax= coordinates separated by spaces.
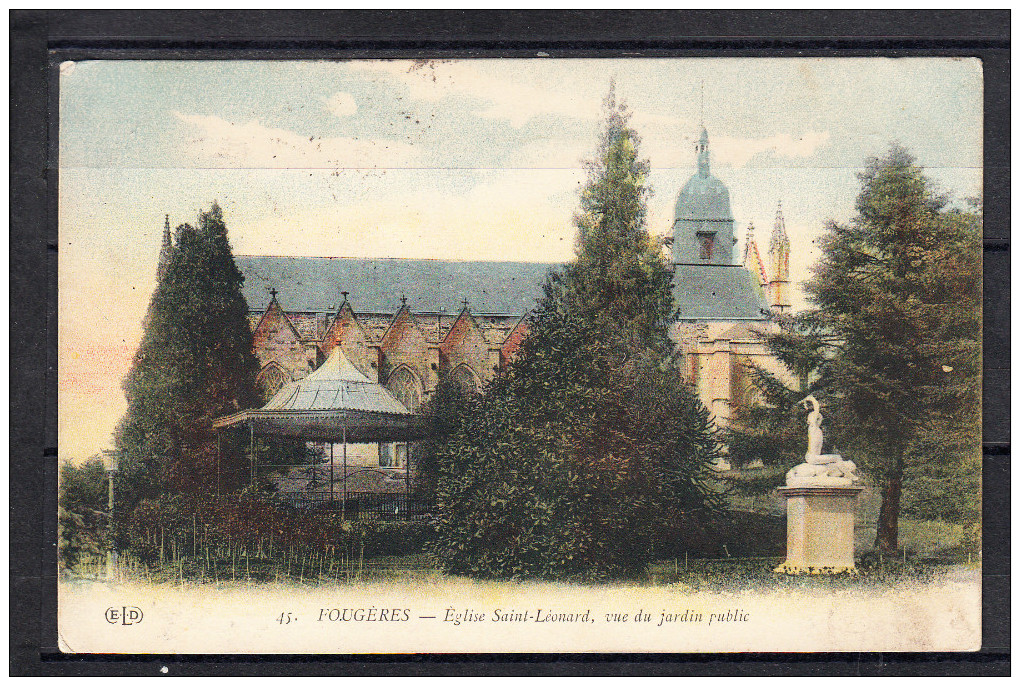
xmin=101 ymin=449 xmax=119 ymax=581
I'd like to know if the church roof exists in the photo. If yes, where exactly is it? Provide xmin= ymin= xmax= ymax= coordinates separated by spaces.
xmin=236 ymin=256 xmax=552 ymax=316
xmin=672 ymin=264 xmax=769 ymax=321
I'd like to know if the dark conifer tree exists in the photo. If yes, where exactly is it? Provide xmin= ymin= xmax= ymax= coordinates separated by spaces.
xmin=57 ymin=455 xmax=110 ymax=571
xmin=725 ymin=315 xmax=833 ymax=469
xmin=429 ymin=83 xmax=724 ymax=580
xmin=803 ymin=146 xmax=981 ymax=552
xmin=116 ymin=202 xmax=260 ymax=505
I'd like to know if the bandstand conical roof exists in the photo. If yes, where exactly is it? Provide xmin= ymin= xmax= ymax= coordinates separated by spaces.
xmin=263 ymin=348 xmax=407 ymax=414
xmin=213 ymin=348 xmax=421 ymax=442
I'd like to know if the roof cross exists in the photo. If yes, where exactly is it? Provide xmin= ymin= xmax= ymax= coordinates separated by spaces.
xmin=341 ymin=291 xmax=349 ymax=304
xmin=461 ymin=297 xmax=469 ymax=310
xmin=400 ymin=294 xmax=408 ymax=307
xmin=269 ymin=287 xmax=278 ymax=302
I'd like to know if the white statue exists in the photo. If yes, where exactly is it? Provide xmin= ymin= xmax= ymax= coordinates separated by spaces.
xmin=785 ymin=396 xmax=860 ymax=487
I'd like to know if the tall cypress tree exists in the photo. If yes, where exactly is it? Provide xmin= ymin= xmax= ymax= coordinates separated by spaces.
xmin=116 ymin=202 xmax=260 ymax=504
xmin=430 ymin=84 xmax=724 ymax=580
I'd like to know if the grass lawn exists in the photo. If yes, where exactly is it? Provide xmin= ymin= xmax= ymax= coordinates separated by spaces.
xmin=68 ymin=513 xmax=978 ymax=589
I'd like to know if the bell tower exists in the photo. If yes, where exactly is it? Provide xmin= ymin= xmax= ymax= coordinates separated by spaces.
xmin=672 ymin=127 xmax=736 ymax=266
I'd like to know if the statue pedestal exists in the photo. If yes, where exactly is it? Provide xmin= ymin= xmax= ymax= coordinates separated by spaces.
xmin=775 ymin=485 xmax=863 ymax=575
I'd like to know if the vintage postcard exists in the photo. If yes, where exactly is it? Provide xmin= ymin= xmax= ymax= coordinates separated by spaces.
xmin=57 ymin=57 xmax=983 ymax=654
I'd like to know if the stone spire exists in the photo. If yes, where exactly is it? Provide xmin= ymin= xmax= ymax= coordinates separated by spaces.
xmin=770 ymin=201 xmax=790 ymax=252
xmin=156 ymin=214 xmax=173 ymax=281
xmin=767 ymin=202 xmax=791 ymax=314
xmin=742 ymin=220 xmax=768 ymax=295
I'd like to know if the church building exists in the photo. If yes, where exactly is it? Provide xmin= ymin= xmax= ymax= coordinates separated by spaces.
xmin=158 ymin=126 xmax=793 ymax=470
xmin=668 ymin=127 xmax=793 ymax=431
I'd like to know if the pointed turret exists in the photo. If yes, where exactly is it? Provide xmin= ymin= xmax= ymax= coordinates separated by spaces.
xmin=742 ymin=220 xmax=768 ymax=299
xmin=767 ymin=202 xmax=791 ymax=314
xmin=696 ymin=126 xmax=710 ymax=178
xmin=157 ymin=214 xmax=173 ymax=281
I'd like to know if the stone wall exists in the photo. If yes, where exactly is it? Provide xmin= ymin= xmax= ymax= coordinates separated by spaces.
xmin=439 ymin=311 xmax=495 ymax=390
xmin=379 ymin=307 xmax=435 ymax=396
xmin=252 ymin=300 xmax=319 ymax=384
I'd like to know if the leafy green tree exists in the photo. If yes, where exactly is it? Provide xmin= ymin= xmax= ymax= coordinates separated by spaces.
xmin=429 ymin=83 xmax=724 ymax=580
xmin=804 ymin=146 xmax=981 ymax=552
xmin=57 ymin=455 xmax=109 ymax=572
xmin=115 ymin=203 xmax=261 ymax=505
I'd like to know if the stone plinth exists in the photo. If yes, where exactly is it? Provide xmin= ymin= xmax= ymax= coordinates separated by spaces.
xmin=775 ymin=485 xmax=863 ymax=575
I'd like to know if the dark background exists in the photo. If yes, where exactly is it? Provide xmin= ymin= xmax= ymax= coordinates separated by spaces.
xmin=11 ymin=9 xmax=1009 ymax=675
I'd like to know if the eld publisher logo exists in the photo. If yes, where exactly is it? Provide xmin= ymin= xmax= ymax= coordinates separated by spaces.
xmin=105 ymin=606 xmax=144 ymax=625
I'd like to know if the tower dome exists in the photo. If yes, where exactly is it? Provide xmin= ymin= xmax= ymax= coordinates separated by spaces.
xmin=672 ymin=127 xmax=735 ymax=265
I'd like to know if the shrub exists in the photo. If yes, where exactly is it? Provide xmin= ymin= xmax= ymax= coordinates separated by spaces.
xmin=58 ymin=456 xmax=110 ymax=573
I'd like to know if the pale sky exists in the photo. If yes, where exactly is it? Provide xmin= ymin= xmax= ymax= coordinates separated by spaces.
xmin=58 ymin=57 xmax=983 ymax=463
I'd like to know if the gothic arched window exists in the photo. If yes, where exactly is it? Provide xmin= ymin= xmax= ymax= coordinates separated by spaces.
xmin=381 ymin=366 xmax=423 ymax=470
xmin=450 ymin=363 xmax=481 ymax=395
xmin=386 ymin=365 xmax=423 ymax=413
xmin=256 ymin=363 xmax=289 ymax=401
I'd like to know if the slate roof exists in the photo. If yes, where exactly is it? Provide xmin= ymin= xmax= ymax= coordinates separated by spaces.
xmin=672 ymin=264 xmax=769 ymax=321
xmin=237 ymin=255 xmax=768 ymax=327
xmin=236 ymin=256 xmax=553 ymax=316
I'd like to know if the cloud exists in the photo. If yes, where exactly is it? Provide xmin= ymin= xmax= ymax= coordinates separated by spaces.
xmin=642 ymin=128 xmax=831 ymax=169
xmin=510 ymin=138 xmax=590 ymax=169
xmin=326 ymin=91 xmax=357 ymax=117
xmin=173 ymin=112 xmax=419 ymax=169
xmin=232 ymin=172 xmax=582 ymax=263
xmin=351 ymin=60 xmax=601 ymax=128
xmin=714 ymin=131 xmax=832 ymax=167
